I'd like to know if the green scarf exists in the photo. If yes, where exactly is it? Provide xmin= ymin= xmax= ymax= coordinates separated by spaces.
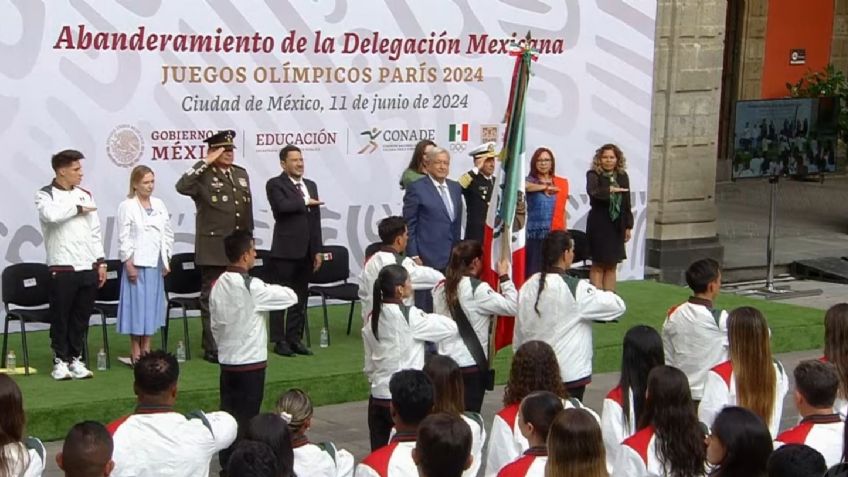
xmin=605 ymin=172 xmax=622 ymax=221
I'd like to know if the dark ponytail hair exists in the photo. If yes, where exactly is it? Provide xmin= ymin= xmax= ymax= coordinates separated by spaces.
xmin=534 ymin=230 xmax=573 ymax=315
xmin=371 ymin=264 xmax=409 ymax=340
xmin=519 ymin=391 xmax=564 ymax=440
xmin=444 ymin=240 xmax=483 ymax=310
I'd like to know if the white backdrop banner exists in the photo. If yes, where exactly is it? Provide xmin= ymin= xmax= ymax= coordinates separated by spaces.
xmin=1 ymin=0 xmax=656 ymax=279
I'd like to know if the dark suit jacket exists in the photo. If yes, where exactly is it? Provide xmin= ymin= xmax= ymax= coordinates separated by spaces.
xmin=402 ymin=176 xmax=463 ymax=270
xmin=266 ymin=173 xmax=322 ymax=260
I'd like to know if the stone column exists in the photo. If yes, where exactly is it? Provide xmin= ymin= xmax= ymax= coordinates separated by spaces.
xmin=833 ymin=0 xmax=848 ymax=75
xmin=646 ymin=0 xmax=726 ymax=284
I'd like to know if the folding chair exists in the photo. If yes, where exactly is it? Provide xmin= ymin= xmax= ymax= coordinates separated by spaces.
xmin=1 ymin=263 xmax=51 ymax=376
xmin=162 ymin=253 xmax=201 ymax=359
xmin=308 ymin=245 xmax=360 ymax=345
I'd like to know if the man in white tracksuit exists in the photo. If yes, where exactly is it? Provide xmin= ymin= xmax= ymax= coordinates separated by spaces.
xmin=35 ymin=149 xmax=106 ymax=381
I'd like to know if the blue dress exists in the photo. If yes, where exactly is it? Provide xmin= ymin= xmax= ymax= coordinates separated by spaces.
xmin=117 ymin=208 xmax=167 ymax=336
xmin=525 ymin=176 xmax=556 ymax=276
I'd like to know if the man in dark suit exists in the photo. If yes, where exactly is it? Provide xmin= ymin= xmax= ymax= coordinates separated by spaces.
xmin=459 ymin=142 xmax=497 ymax=242
xmin=176 ymin=130 xmax=253 ymax=363
xmin=266 ymin=144 xmax=323 ymax=356
xmin=402 ymin=146 xmax=463 ymax=311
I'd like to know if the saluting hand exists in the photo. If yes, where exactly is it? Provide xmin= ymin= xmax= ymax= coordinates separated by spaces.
xmin=204 ymin=147 xmax=224 ymax=165
xmin=610 ymin=186 xmax=629 ymax=193
xmin=307 ymin=198 xmax=324 ymax=207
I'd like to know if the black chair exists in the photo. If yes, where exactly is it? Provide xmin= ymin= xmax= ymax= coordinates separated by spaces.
xmin=364 ymin=242 xmax=383 ymax=262
xmin=567 ymin=229 xmax=591 ymax=279
xmin=89 ymin=259 xmax=120 ymax=369
xmin=2 ymin=263 xmax=52 ymax=376
xmin=250 ymin=249 xmax=274 ymax=283
xmin=308 ymin=245 xmax=360 ymax=345
xmin=162 ymin=253 xmax=201 ymax=359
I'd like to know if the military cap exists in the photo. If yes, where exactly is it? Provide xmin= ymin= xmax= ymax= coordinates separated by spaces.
xmin=468 ymin=142 xmax=497 ymax=160
xmin=204 ymin=130 xmax=237 ymax=149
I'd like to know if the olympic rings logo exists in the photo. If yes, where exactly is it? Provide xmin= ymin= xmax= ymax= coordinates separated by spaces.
xmin=449 ymin=142 xmax=467 ymax=152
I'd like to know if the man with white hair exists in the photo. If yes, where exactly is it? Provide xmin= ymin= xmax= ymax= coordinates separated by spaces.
xmin=402 ymin=146 xmax=463 ymax=311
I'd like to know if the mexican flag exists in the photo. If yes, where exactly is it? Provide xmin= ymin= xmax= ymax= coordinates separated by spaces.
xmin=449 ymin=123 xmax=469 ymax=142
xmin=481 ymin=40 xmax=536 ymax=353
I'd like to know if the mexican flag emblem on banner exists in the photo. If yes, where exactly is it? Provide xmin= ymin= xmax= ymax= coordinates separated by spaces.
xmin=449 ymin=123 xmax=469 ymax=142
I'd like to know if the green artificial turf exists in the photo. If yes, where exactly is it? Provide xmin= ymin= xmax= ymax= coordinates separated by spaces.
xmin=5 ymin=280 xmax=824 ymax=440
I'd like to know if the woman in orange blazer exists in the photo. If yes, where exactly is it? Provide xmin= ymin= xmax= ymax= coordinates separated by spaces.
xmin=524 ymin=147 xmax=569 ymax=276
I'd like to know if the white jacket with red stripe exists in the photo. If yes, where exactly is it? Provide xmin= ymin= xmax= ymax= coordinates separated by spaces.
xmin=698 ymin=359 xmax=789 ymax=438
xmin=661 ymin=298 xmax=728 ymax=400
xmin=612 ymin=426 xmax=707 ymax=477
xmin=601 ymin=385 xmax=637 ymax=473
xmin=484 ymin=398 xmax=599 ymax=477
xmin=355 ymin=437 xmax=417 ymax=477
xmin=108 ymin=409 xmax=237 ymax=477
xmin=775 ymin=414 xmax=845 ymax=468
xmin=496 ymin=448 xmax=547 ymax=477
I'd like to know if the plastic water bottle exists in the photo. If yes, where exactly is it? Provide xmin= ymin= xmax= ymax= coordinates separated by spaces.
xmin=319 ymin=327 xmax=329 ymax=348
xmin=176 ymin=341 xmax=186 ymax=363
xmin=97 ymin=349 xmax=108 ymax=371
xmin=6 ymin=350 xmax=15 ymax=373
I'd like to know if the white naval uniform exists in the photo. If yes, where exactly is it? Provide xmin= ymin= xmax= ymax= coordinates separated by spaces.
xmin=357 ymin=249 xmax=444 ymax=322
xmin=495 ymin=448 xmax=547 ymax=477
xmin=514 ymin=272 xmax=625 ymax=385
xmin=484 ymin=399 xmax=599 ymax=477
xmin=210 ymin=269 xmax=297 ymax=366
xmin=355 ymin=435 xmax=418 ymax=477
xmin=1 ymin=438 xmax=46 ymax=477
xmin=601 ymin=385 xmax=637 ymax=473
xmin=612 ymin=426 xmax=707 ymax=477
xmin=698 ymin=359 xmax=789 ymax=438
xmin=433 ymin=276 xmax=518 ymax=367
xmin=775 ymin=414 xmax=845 ymax=468
xmin=35 ymin=182 xmax=105 ymax=269
xmin=362 ymin=303 xmax=457 ymax=399
xmin=662 ymin=298 xmax=729 ymax=400
xmin=108 ymin=408 xmax=237 ymax=477
xmin=293 ymin=440 xmax=355 ymax=477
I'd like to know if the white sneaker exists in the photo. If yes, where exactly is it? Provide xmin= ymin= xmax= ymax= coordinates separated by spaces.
xmin=51 ymin=359 xmax=72 ymax=381
xmin=68 ymin=357 xmax=93 ymax=379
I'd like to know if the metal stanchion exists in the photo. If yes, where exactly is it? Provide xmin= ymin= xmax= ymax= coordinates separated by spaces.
xmin=736 ymin=175 xmax=822 ymax=300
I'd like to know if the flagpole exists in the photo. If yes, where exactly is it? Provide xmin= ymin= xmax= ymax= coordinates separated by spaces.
xmin=488 ymin=32 xmax=536 ymax=368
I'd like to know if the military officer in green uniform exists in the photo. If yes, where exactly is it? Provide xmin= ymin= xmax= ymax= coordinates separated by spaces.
xmin=176 ymin=130 xmax=254 ymax=363
xmin=459 ymin=142 xmax=497 ymax=242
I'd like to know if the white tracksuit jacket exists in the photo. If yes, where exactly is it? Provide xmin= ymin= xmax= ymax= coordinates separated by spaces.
xmin=515 ymin=272 xmax=625 ymax=384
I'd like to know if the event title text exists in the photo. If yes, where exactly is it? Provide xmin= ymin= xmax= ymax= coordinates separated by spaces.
xmin=53 ymin=25 xmax=565 ymax=60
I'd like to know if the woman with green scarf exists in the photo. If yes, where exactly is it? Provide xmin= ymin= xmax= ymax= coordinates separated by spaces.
xmin=586 ymin=144 xmax=633 ymax=291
